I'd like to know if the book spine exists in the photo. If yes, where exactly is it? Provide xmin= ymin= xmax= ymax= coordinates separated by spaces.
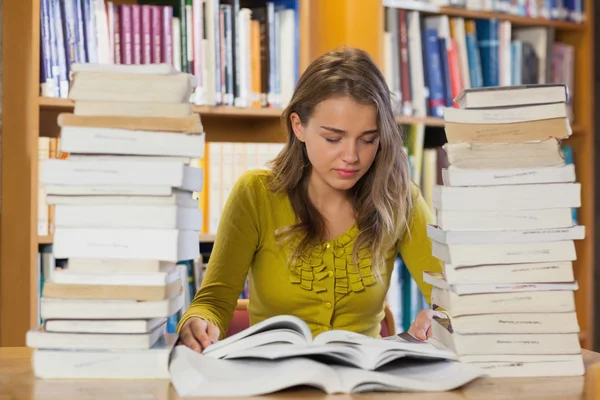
xmin=475 ymin=18 xmax=499 ymax=87
xmin=113 ymin=5 xmax=122 ymax=64
xmin=52 ymin=0 xmax=69 ymax=97
xmin=422 ymin=29 xmax=445 ymax=118
xmin=163 ymin=6 xmax=174 ymax=66
xmin=141 ymin=5 xmax=152 ymax=64
xmin=40 ymin=0 xmax=55 ymax=97
xmin=132 ymin=5 xmax=142 ymax=64
xmin=75 ymin=0 xmax=87 ymax=62
xmin=192 ymin=0 xmax=203 ymax=86
xmin=151 ymin=6 xmax=162 ymax=63
xmin=397 ymin=9 xmax=412 ymax=115
xmin=120 ymin=5 xmax=133 ymax=65
xmin=62 ymin=0 xmax=78 ymax=70
xmin=83 ymin=0 xmax=98 ymax=63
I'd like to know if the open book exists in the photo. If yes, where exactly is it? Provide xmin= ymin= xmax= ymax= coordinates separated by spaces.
xmin=168 ymin=315 xmax=485 ymax=396
xmin=200 ymin=315 xmax=457 ymax=370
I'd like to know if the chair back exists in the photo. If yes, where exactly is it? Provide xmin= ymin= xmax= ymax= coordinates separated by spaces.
xmin=226 ymin=299 xmax=397 ymax=337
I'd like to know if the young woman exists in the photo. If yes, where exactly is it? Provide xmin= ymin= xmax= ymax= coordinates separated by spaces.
xmin=178 ymin=47 xmax=444 ymax=353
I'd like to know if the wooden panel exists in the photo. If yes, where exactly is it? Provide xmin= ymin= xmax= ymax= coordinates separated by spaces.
xmin=0 ymin=0 xmax=40 ymax=346
xmin=553 ymin=0 xmax=595 ymax=350
xmin=308 ymin=0 xmax=384 ymax=67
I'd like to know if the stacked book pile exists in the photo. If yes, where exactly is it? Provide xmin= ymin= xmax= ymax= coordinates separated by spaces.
xmin=27 ymin=63 xmax=205 ymax=379
xmin=425 ymin=84 xmax=585 ymax=378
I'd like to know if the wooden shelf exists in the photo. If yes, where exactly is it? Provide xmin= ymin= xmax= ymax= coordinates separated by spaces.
xmin=37 ymin=235 xmax=53 ymax=245
xmin=420 ymin=6 xmax=586 ymax=31
xmin=38 ymin=97 xmax=451 ymax=128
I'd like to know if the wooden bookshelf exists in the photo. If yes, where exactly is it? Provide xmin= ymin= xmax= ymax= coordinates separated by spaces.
xmin=1 ymin=0 xmax=595 ymax=349
xmin=429 ymin=7 xmax=587 ymax=30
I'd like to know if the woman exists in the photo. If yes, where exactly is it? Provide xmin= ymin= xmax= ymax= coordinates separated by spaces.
xmin=177 ymin=47 xmax=444 ymax=353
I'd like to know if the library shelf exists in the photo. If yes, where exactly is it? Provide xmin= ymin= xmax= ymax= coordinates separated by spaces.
xmin=422 ymin=7 xmax=586 ymax=31
xmin=37 ymin=97 xmax=584 ymax=134
xmin=38 ymin=96 xmax=451 ymax=128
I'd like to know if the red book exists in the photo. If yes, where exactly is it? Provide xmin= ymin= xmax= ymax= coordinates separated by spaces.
xmin=141 ymin=5 xmax=152 ymax=64
xmin=132 ymin=5 xmax=142 ymax=64
xmin=120 ymin=4 xmax=133 ymax=64
xmin=447 ymin=40 xmax=463 ymax=108
xmin=162 ymin=6 xmax=173 ymax=66
xmin=151 ymin=6 xmax=162 ymax=63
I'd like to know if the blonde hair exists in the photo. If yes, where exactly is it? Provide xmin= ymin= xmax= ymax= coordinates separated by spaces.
xmin=269 ymin=47 xmax=412 ymax=276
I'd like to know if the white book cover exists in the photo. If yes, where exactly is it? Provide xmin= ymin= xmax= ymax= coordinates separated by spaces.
xmin=432 ymin=240 xmax=577 ymax=267
xmin=436 ymin=208 xmax=574 ymax=231
xmin=54 ymin=203 xmax=202 ymax=230
xmin=53 ymin=228 xmax=199 ymax=262
xmin=27 ymin=320 xmax=166 ymax=350
xmin=40 ymin=292 xmax=184 ymax=320
xmin=443 ymin=260 xmax=574 ymax=285
xmin=47 ymin=193 xmax=199 ymax=208
xmin=423 ymin=270 xmax=578 ymax=295
xmin=44 ymin=317 xmax=166 ymax=334
xmin=51 ymin=268 xmax=181 ymax=287
xmin=431 ymin=287 xmax=576 ymax=317
xmin=427 ymin=224 xmax=585 ymax=245
xmin=43 ymin=184 xmax=192 ymax=197
xmin=41 ymin=158 xmax=203 ymax=192
xmin=59 ymin=126 xmax=205 ymax=158
xmin=441 ymin=164 xmax=576 ymax=187
xmin=432 ymin=182 xmax=581 ymax=211
xmin=32 ymin=334 xmax=177 ymax=379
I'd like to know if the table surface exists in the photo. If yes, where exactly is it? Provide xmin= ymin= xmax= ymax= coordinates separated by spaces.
xmin=1 ymin=347 xmax=600 ymax=400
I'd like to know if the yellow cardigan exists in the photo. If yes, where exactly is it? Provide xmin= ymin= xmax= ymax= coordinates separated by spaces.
xmin=176 ymin=169 xmax=442 ymax=339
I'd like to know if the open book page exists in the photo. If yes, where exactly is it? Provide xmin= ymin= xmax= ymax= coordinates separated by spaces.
xmin=207 ymin=328 xmax=457 ymax=370
xmin=333 ymin=359 xmax=485 ymax=393
xmin=169 ymin=345 xmax=485 ymax=397
xmin=201 ymin=315 xmax=312 ymax=359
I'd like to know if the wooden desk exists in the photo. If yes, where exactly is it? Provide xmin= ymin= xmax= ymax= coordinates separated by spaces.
xmin=1 ymin=347 xmax=600 ymax=400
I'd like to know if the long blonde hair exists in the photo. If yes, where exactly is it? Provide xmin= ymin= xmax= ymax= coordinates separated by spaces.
xmin=269 ymin=47 xmax=412 ymax=275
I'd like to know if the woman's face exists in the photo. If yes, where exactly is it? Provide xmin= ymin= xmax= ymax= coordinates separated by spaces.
xmin=291 ymin=96 xmax=380 ymax=193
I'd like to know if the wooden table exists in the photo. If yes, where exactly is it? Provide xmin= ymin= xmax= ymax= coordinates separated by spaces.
xmin=1 ymin=347 xmax=600 ymax=400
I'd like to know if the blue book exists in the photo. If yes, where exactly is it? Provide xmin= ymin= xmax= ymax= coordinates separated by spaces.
xmin=464 ymin=23 xmax=483 ymax=89
xmin=475 ymin=19 xmax=499 ymax=87
xmin=273 ymin=0 xmax=300 ymax=85
xmin=40 ymin=0 xmax=55 ymax=97
xmin=52 ymin=0 xmax=69 ymax=97
xmin=422 ymin=29 xmax=445 ymax=118
xmin=437 ymin=38 xmax=453 ymax=107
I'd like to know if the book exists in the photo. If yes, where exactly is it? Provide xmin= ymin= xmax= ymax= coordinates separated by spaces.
xmin=168 ymin=315 xmax=485 ymax=396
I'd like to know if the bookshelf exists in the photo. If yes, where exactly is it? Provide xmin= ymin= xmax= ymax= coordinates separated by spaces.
xmin=1 ymin=0 xmax=595 ymax=349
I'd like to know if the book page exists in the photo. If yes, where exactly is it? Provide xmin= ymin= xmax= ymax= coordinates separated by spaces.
xmin=169 ymin=345 xmax=342 ymax=397
xmin=201 ymin=315 xmax=312 ymax=358
xmin=333 ymin=358 xmax=485 ymax=393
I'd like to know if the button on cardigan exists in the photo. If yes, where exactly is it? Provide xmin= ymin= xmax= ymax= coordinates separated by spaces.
xmin=176 ymin=169 xmax=442 ymax=339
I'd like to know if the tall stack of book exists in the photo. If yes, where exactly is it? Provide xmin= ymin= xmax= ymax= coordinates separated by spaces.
xmin=425 ymin=84 xmax=585 ymax=378
xmin=27 ymin=63 xmax=205 ymax=379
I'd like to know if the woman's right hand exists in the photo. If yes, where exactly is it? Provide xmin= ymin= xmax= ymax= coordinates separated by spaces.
xmin=178 ymin=317 xmax=221 ymax=353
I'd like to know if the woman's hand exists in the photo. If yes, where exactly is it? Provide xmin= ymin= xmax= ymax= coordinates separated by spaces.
xmin=408 ymin=309 xmax=447 ymax=341
xmin=178 ymin=317 xmax=220 ymax=353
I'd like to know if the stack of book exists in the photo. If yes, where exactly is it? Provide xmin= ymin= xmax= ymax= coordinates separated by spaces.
xmin=425 ymin=84 xmax=586 ymax=378
xmin=27 ymin=63 xmax=205 ymax=379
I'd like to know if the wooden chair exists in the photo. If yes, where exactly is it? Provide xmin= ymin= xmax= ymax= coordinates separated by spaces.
xmin=226 ymin=299 xmax=397 ymax=337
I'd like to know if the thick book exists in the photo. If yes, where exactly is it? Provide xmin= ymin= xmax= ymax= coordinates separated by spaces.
xmin=168 ymin=315 xmax=485 ymax=396
xmin=453 ymin=83 xmax=568 ymax=109
xmin=441 ymin=164 xmax=576 ymax=187
xmin=32 ymin=333 xmax=176 ymax=379
xmin=199 ymin=315 xmax=456 ymax=368
xmin=60 ymin=126 xmax=205 ymax=158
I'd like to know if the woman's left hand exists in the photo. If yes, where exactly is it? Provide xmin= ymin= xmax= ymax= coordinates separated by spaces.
xmin=408 ymin=309 xmax=447 ymax=341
